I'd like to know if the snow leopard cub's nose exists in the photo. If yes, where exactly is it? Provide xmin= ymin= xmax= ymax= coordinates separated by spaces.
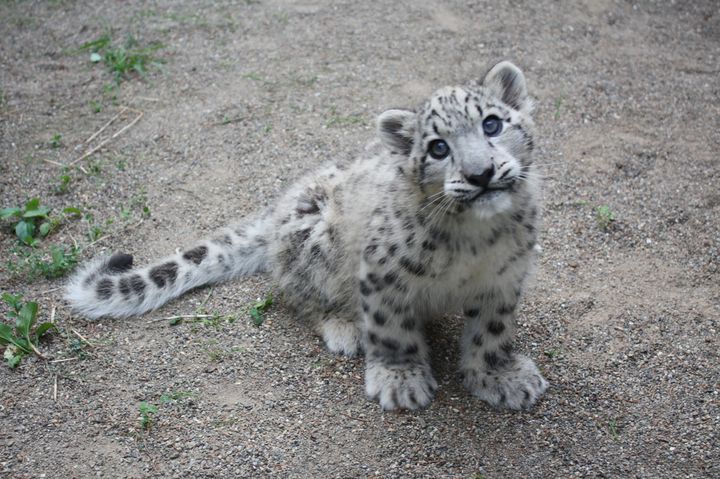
xmin=464 ymin=165 xmax=495 ymax=188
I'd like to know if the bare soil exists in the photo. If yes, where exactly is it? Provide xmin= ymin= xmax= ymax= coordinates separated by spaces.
xmin=1 ymin=1 xmax=718 ymax=478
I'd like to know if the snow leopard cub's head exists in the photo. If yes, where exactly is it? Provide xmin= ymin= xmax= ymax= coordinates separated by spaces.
xmin=377 ymin=61 xmax=536 ymax=219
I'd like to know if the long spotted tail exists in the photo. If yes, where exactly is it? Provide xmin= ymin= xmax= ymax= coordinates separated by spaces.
xmin=65 ymin=214 xmax=272 ymax=319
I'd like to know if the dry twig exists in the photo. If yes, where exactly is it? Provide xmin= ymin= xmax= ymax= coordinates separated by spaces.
xmin=71 ymin=328 xmax=93 ymax=348
xmin=149 ymin=314 xmax=216 ymax=323
xmin=69 ymin=107 xmax=144 ymax=167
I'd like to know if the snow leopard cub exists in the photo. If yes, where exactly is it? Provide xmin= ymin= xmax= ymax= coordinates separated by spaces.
xmin=66 ymin=61 xmax=547 ymax=411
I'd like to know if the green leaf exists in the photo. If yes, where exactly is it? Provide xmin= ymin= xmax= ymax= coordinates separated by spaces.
xmin=24 ymin=198 xmax=40 ymax=211
xmin=39 ymin=222 xmax=51 ymax=237
xmin=1 ymin=293 xmax=23 ymax=311
xmin=250 ymin=307 xmax=263 ymax=326
xmin=0 ymin=323 xmax=16 ymax=345
xmin=15 ymin=302 xmax=38 ymax=339
xmin=63 ymin=207 xmax=82 ymax=217
xmin=79 ymin=34 xmax=111 ymax=52
xmin=254 ymin=294 xmax=273 ymax=311
xmin=139 ymin=401 xmax=158 ymax=414
xmin=11 ymin=337 xmax=32 ymax=354
xmin=15 ymin=220 xmax=36 ymax=244
xmin=0 ymin=207 xmax=22 ymax=219
xmin=4 ymin=346 xmax=23 ymax=368
xmin=34 ymin=322 xmax=57 ymax=341
xmin=22 ymin=206 xmax=50 ymax=218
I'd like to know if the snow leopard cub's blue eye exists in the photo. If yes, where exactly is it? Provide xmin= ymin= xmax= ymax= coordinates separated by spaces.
xmin=482 ymin=115 xmax=503 ymax=137
xmin=428 ymin=139 xmax=450 ymax=159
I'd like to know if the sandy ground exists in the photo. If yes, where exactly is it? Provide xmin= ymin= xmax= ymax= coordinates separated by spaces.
xmin=1 ymin=0 xmax=718 ymax=477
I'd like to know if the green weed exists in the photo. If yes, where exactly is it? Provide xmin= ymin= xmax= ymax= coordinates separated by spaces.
xmin=138 ymin=401 xmax=158 ymax=430
xmin=6 ymin=245 xmax=79 ymax=280
xmin=608 ymin=419 xmax=621 ymax=439
xmin=49 ymin=134 xmax=63 ymax=148
xmin=595 ymin=205 xmax=616 ymax=231
xmin=249 ymin=293 xmax=273 ymax=326
xmin=81 ymin=33 xmax=163 ymax=85
xmin=89 ymin=100 xmax=103 ymax=113
xmin=85 ymin=157 xmax=103 ymax=176
xmin=0 ymin=294 xmax=56 ymax=368
xmin=326 ymin=107 xmax=364 ymax=127
xmin=68 ymin=337 xmax=89 ymax=359
xmin=130 ymin=189 xmax=151 ymax=218
xmin=0 ymin=198 xmax=67 ymax=246
xmin=242 ymin=72 xmax=263 ymax=82
xmin=54 ymin=174 xmax=72 ymax=195
xmin=554 ymin=97 xmax=563 ymax=120
xmin=159 ymin=390 xmax=194 ymax=404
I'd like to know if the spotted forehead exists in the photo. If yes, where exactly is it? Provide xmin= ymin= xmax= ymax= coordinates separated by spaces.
xmin=418 ymin=86 xmax=511 ymax=136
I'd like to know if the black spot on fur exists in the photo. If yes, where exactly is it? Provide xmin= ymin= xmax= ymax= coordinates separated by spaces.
xmin=106 ymin=253 xmax=133 ymax=273
xmin=429 ymin=227 xmax=450 ymax=243
xmin=401 ymin=318 xmax=415 ymax=330
xmin=487 ymin=320 xmax=506 ymax=335
xmin=130 ymin=274 xmax=145 ymax=295
xmin=381 ymin=338 xmax=400 ymax=351
xmin=500 ymin=342 xmax=513 ymax=355
xmin=388 ymin=244 xmax=398 ymax=256
xmin=292 ymin=228 xmax=312 ymax=248
xmin=484 ymin=351 xmax=500 ymax=369
xmin=363 ymin=244 xmax=378 ymax=261
xmin=119 ymin=277 xmax=131 ymax=297
xmin=404 ymin=343 xmax=419 ymax=355
xmin=96 ymin=278 xmax=114 ymax=300
xmin=421 ymin=240 xmax=436 ymax=251
xmin=497 ymin=303 xmax=515 ymax=315
xmin=150 ymin=262 xmax=178 ymax=288
xmin=183 ymin=246 xmax=208 ymax=265
xmin=464 ymin=308 xmax=480 ymax=318
xmin=405 ymin=233 xmax=415 ymax=247
xmin=373 ymin=311 xmax=386 ymax=326
xmin=384 ymin=272 xmax=397 ymax=284
xmin=83 ymin=272 xmax=97 ymax=287
xmin=361 ymin=300 xmax=370 ymax=312
xmin=472 ymin=333 xmax=484 ymax=347
xmin=368 ymin=332 xmax=379 ymax=345
xmin=399 ymin=256 xmax=426 ymax=276
xmin=359 ymin=280 xmax=372 ymax=296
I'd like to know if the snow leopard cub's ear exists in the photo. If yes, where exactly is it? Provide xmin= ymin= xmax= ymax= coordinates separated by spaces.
xmin=483 ymin=61 xmax=532 ymax=113
xmin=377 ymin=109 xmax=416 ymax=156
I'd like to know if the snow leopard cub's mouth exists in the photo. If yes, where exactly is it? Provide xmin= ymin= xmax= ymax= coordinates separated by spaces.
xmin=457 ymin=181 xmax=515 ymax=204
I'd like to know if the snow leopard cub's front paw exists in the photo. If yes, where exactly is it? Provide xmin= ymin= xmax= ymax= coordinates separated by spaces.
xmin=462 ymin=354 xmax=547 ymax=410
xmin=365 ymin=361 xmax=437 ymax=410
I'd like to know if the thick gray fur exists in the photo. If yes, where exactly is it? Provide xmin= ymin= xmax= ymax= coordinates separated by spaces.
xmin=66 ymin=61 xmax=548 ymax=411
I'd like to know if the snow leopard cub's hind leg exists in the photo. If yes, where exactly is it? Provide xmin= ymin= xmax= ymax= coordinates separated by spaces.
xmin=271 ymin=173 xmax=363 ymax=357
xmin=459 ymin=284 xmax=548 ymax=410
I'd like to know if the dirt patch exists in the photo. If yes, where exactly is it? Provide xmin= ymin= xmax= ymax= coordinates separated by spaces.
xmin=1 ymin=0 xmax=718 ymax=478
